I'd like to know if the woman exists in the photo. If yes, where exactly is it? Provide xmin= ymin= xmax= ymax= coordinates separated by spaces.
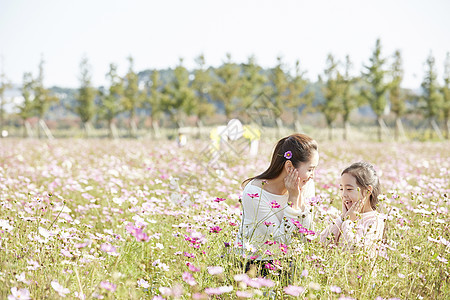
xmin=235 ymin=133 xmax=319 ymax=269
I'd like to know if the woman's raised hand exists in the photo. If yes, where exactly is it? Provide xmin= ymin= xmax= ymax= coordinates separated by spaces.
xmin=284 ymin=169 xmax=300 ymax=195
xmin=284 ymin=169 xmax=303 ymax=210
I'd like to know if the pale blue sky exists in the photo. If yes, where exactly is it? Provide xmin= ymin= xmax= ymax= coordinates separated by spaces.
xmin=1 ymin=0 xmax=449 ymax=89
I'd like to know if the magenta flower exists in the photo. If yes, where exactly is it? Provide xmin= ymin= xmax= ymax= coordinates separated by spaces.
xmin=247 ymin=193 xmax=259 ymax=198
xmin=100 ymin=281 xmax=117 ymax=292
xmin=182 ymin=272 xmax=197 ymax=286
xmin=186 ymin=262 xmax=201 ymax=272
xmin=209 ymin=226 xmax=222 ymax=233
xmin=284 ymin=285 xmax=305 ymax=296
xmin=270 ymin=201 xmax=280 ymax=209
xmin=264 ymin=221 xmax=275 ymax=226
xmin=284 ymin=151 xmax=292 ymax=159
xmin=214 ymin=197 xmax=226 ymax=202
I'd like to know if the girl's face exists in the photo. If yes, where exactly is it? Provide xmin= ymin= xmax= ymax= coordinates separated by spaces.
xmin=340 ymin=173 xmax=366 ymax=210
xmin=295 ymin=150 xmax=319 ymax=187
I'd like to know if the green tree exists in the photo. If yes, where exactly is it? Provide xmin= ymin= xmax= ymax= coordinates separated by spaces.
xmin=268 ymin=56 xmax=290 ymax=131
xmin=239 ymin=55 xmax=267 ymax=115
xmin=318 ymin=54 xmax=342 ymax=140
xmin=211 ymin=53 xmax=242 ymax=119
xmin=162 ymin=58 xmax=196 ymax=127
xmin=361 ymin=38 xmax=390 ymax=141
xmin=98 ymin=63 xmax=123 ymax=138
xmin=388 ymin=50 xmax=407 ymax=141
xmin=340 ymin=55 xmax=360 ymax=141
xmin=192 ymin=54 xmax=215 ymax=129
xmin=33 ymin=57 xmax=57 ymax=138
xmin=74 ymin=56 xmax=96 ymax=137
xmin=122 ymin=56 xmax=141 ymax=137
xmin=143 ymin=69 xmax=164 ymax=137
xmin=442 ymin=52 xmax=450 ymax=139
xmin=287 ymin=60 xmax=313 ymax=133
xmin=0 ymin=59 xmax=11 ymax=137
xmin=421 ymin=52 xmax=443 ymax=139
xmin=18 ymin=73 xmax=35 ymax=137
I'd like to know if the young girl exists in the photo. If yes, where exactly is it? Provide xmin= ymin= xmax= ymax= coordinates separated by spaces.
xmin=320 ymin=162 xmax=385 ymax=258
xmin=235 ymin=133 xmax=319 ymax=264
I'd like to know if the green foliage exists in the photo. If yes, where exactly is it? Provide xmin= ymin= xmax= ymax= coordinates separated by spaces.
xmin=98 ymin=63 xmax=123 ymax=126
xmin=388 ymin=50 xmax=406 ymax=118
xmin=143 ymin=69 xmax=164 ymax=120
xmin=122 ymin=56 xmax=141 ymax=121
xmin=32 ymin=57 xmax=58 ymax=120
xmin=211 ymin=53 xmax=242 ymax=118
xmin=340 ymin=56 xmax=360 ymax=123
xmin=287 ymin=60 xmax=314 ymax=129
xmin=162 ymin=58 xmax=196 ymax=127
xmin=75 ymin=56 xmax=97 ymax=125
xmin=362 ymin=39 xmax=389 ymax=118
xmin=420 ymin=52 xmax=443 ymax=121
xmin=18 ymin=73 xmax=35 ymax=123
xmin=440 ymin=52 xmax=450 ymax=138
xmin=239 ymin=55 xmax=268 ymax=111
xmin=267 ymin=56 xmax=289 ymax=121
xmin=361 ymin=39 xmax=390 ymax=141
xmin=192 ymin=55 xmax=215 ymax=122
xmin=0 ymin=64 xmax=12 ymax=131
xmin=318 ymin=54 xmax=342 ymax=131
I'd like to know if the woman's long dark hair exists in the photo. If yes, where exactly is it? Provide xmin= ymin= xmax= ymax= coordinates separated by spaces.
xmin=242 ymin=133 xmax=318 ymax=187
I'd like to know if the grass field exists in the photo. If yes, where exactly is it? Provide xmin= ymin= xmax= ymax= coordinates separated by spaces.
xmin=0 ymin=138 xmax=448 ymax=299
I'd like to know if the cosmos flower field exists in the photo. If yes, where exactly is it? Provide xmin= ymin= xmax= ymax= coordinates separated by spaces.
xmin=0 ymin=138 xmax=448 ymax=299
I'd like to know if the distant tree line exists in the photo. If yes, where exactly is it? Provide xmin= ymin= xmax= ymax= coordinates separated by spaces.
xmin=0 ymin=39 xmax=449 ymax=141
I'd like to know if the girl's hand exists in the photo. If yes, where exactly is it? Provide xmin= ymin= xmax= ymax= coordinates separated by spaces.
xmin=343 ymin=198 xmax=364 ymax=221
xmin=341 ymin=198 xmax=348 ymax=219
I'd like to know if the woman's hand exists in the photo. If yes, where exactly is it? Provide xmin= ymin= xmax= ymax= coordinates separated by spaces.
xmin=284 ymin=169 xmax=303 ymax=210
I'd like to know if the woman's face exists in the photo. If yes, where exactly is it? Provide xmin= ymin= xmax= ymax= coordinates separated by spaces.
xmin=340 ymin=173 xmax=365 ymax=210
xmin=295 ymin=150 xmax=319 ymax=187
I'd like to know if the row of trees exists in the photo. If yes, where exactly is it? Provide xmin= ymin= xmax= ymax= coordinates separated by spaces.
xmin=0 ymin=39 xmax=449 ymax=140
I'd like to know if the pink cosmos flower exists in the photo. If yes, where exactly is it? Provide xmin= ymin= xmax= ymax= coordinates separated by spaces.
xmin=330 ymin=285 xmax=342 ymax=293
xmin=236 ymin=290 xmax=253 ymax=298
xmin=51 ymin=280 xmax=70 ymax=297
xmin=270 ymin=201 xmax=280 ymax=209
xmin=61 ymin=249 xmax=73 ymax=258
xmin=209 ymin=226 xmax=222 ymax=233
xmin=137 ymin=279 xmax=150 ymax=289
xmin=207 ymin=266 xmax=224 ymax=275
xmin=284 ymin=285 xmax=305 ymax=296
xmin=204 ymin=286 xmax=233 ymax=295
xmin=187 ymin=262 xmax=201 ymax=272
xmin=264 ymin=221 xmax=275 ymax=226
xmin=182 ymin=272 xmax=197 ymax=286
xmin=247 ymin=193 xmax=259 ymax=198
xmin=100 ymin=243 xmax=118 ymax=256
xmin=100 ymin=281 xmax=117 ymax=292
xmin=8 ymin=287 xmax=31 ymax=300
xmin=214 ymin=197 xmax=226 ymax=202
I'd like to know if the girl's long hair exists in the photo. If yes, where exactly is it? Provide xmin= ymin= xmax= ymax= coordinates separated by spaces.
xmin=242 ymin=133 xmax=318 ymax=187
